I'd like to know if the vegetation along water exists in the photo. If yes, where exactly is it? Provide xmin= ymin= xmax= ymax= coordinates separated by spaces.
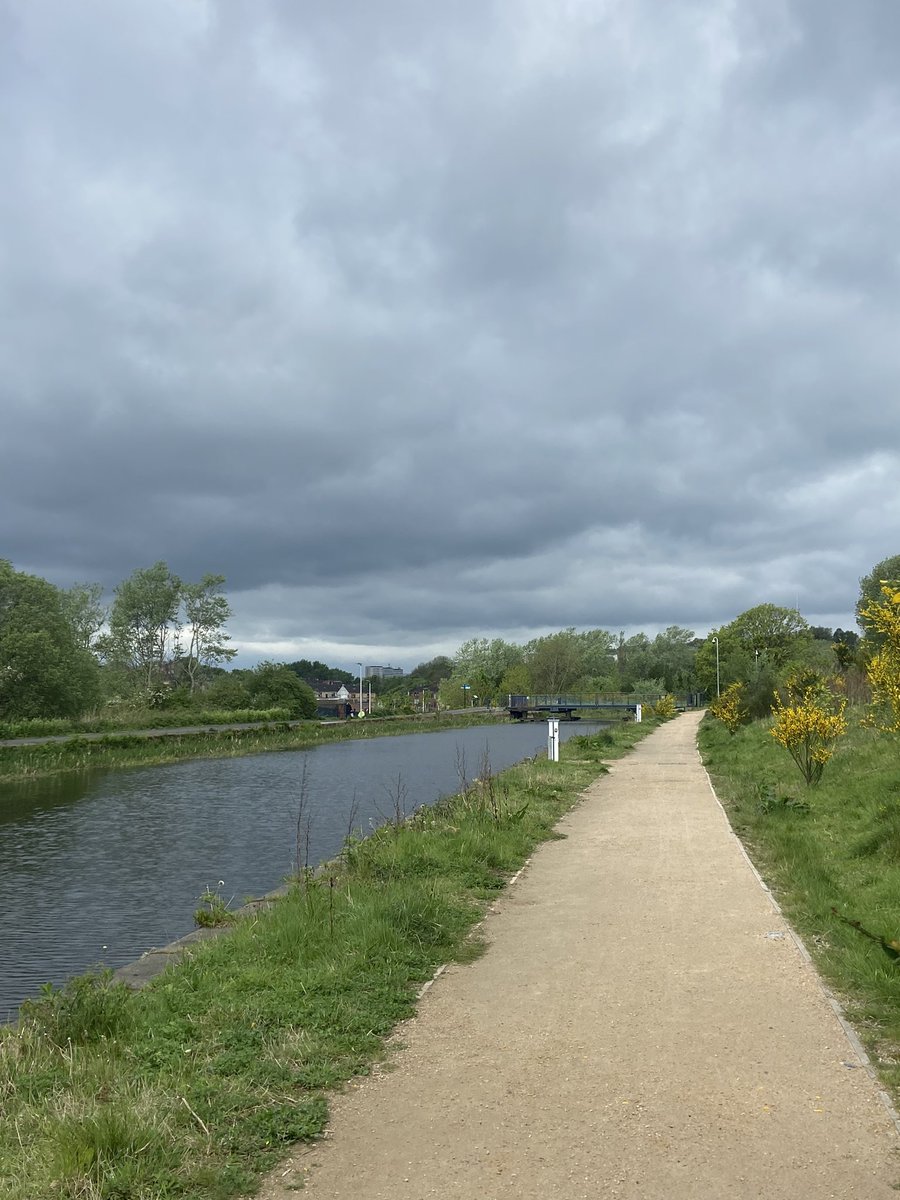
xmin=1 ymin=720 xmax=607 ymax=1020
xmin=0 ymin=718 xmax=655 ymax=1200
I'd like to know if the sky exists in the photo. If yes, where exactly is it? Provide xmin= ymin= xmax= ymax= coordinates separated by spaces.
xmin=3 ymin=0 xmax=899 ymax=672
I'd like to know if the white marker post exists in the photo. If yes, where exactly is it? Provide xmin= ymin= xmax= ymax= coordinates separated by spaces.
xmin=548 ymin=718 xmax=560 ymax=762
xmin=635 ymin=703 xmax=642 ymax=723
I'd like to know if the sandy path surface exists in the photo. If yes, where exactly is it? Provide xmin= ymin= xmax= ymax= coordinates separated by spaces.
xmin=258 ymin=712 xmax=900 ymax=1198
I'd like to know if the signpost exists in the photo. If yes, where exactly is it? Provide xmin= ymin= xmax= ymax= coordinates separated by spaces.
xmin=547 ymin=718 xmax=560 ymax=763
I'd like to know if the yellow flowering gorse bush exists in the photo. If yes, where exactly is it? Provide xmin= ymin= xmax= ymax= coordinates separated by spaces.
xmin=770 ymin=687 xmax=848 ymax=786
xmin=652 ymin=694 xmax=677 ymax=719
xmin=708 ymin=682 xmax=747 ymax=734
xmin=860 ymin=582 xmax=900 ymax=734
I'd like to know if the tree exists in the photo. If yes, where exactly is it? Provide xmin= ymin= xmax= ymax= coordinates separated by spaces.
xmin=287 ymin=659 xmax=356 ymax=686
xmin=248 ymin=662 xmax=317 ymax=718
xmin=857 ymin=555 xmax=900 ymax=647
xmin=729 ymin=604 xmax=811 ymax=664
xmin=524 ymin=629 xmax=584 ymax=693
xmin=179 ymin=574 xmax=237 ymax=693
xmin=453 ymin=637 xmax=523 ymax=701
xmin=649 ymin=626 xmax=699 ymax=692
xmin=0 ymin=560 xmax=100 ymax=719
xmin=407 ymin=656 xmax=454 ymax=688
xmin=61 ymin=582 xmax=106 ymax=652
xmin=695 ymin=605 xmax=812 ymax=707
xmin=108 ymin=562 xmax=182 ymax=688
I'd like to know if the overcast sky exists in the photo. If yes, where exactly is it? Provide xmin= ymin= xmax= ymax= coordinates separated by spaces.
xmin=3 ymin=1 xmax=899 ymax=671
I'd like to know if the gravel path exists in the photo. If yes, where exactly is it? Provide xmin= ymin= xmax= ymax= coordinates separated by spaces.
xmin=258 ymin=711 xmax=900 ymax=1198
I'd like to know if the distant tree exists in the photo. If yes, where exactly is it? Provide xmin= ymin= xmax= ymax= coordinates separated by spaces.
xmin=524 ymin=629 xmax=584 ymax=693
xmin=179 ymin=574 xmax=237 ymax=693
xmin=407 ymin=656 xmax=454 ymax=687
xmin=287 ymin=659 xmax=356 ymax=686
xmin=0 ymin=560 xmax=100 ymax=719
xmin=729 ymin=604 xmax=811 ymax=663
xmin=810 ymin=625 xmax=833 ymax=641
xmin=695 ymin=605 xmax=812 ymax=702
xmin=649 ymin=626 xmax=699 ymax=692
xmin=857 ymin=555 xmax=900 ymax=646
xmin=202 ymin=672 xmax=253 ymax=711
xmin=576 ymin=628 xmax=617 ymax=678
xmin=248 ymin=662 xmax=316 ymax=718
xmin=498 ymin=663 xmax=532 ymax=698
xmin=107 ymin=562 xmax=182 ymax=688
xmin=61 ymin=582 xmax=106 ymax=652
xmin=832 ymin=628 xmax=859 ymax=650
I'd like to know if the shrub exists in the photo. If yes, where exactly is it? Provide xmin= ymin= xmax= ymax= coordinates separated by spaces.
xmin=770 ymin=688 xmax=847 ymax=786
xmin=708 ymin=682 xmax=747 ymax=734
xmin=652 ymin=694 xmax=677 ymax=719
xmin=860 ymin=582 xmax=900 ymax=733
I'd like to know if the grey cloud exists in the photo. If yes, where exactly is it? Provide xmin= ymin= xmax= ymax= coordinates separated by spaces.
xmin=3 ymin=0 xmax=899 ymax=668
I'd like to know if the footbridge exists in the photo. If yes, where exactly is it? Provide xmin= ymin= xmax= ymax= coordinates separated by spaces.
xmin=506 ymin=693 xmax=705 ymax=720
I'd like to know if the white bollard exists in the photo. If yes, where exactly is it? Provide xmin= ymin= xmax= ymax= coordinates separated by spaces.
xmin=635 ymin=704 xmax=642 ymax=723
xmin=547 ymin=718 xmax=560 ymax=762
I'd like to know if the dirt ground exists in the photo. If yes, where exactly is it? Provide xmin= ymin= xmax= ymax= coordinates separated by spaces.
xmin=256 ymin=712 xmax=900 ymax=1199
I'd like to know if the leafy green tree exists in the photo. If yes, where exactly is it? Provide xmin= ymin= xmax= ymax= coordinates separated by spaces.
xmin=179 ymin=574 xmax=237 ymax=693
xmin=857 ymin=555 xmax=900 ymax=647
xmin=576 ymin=629 xmax=617 ymax=679
xmin=107 ymin=562 xmax=182 ymax=688
xmin=0 ymin=561 xmax=100 ymax=719
xmin=648 ymin=626 xmax=700 ymax=692
xmin=407 ymin=656 xmax=454 ymax=688
xmin=202 ymin=673 xmax=253 ymax=711
xmin=61 ymin=582 xmax=106 ymax=652
xmin=498 ymin=663 xmax=532 ymax=698
xmin=453 ymin=637 xmax=523 ymax=702
xmin=524 ymin=629 xmax=584 ymax=692
xmin=287 ymin=659 xmax=356 ymax=686
xmin=248 ymin=662 xmax=316 ymax=718
xmin=696 ymin=605 xmax=812 ymax=708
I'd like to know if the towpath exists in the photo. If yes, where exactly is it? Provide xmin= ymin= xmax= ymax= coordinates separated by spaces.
xmin=260 ymin=711 xmax=900 ymax=1199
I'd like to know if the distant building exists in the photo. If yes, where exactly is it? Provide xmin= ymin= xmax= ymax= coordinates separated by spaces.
xmin=313 ymin=681 xmax=352 ymax=700
xmin=365 ymin=665 xmax=404 ymax=679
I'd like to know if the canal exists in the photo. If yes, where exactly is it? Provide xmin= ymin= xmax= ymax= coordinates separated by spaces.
xmin=0 ymin=721 xmax=604 ymax=1018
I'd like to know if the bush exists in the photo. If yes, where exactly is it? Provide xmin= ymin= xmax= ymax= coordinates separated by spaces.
xmin=708 ymin=682 xmax=748 ymax=734
xmin=770 ymin=688 xmax=847 ymax=786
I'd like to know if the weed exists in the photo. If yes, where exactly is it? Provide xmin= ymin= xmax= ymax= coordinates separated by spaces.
xmin=194 ymin=887 xmax=235 ymax=928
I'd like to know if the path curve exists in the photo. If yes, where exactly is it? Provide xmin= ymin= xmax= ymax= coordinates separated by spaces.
xmin=259 ymin=711 xmax=900 ymax=1199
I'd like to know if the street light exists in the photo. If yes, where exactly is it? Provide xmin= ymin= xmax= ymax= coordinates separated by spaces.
xmin=358 ymin=662 xmax=363 ymax=716
xmin=712 ymin=636 xmax=720 ymax=697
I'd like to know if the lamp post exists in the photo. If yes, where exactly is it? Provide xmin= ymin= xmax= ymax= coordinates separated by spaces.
xmin=712 ymin=636 xmax=720 ymax=698
xmin=358 ymin=662 xmax=363 ymax=716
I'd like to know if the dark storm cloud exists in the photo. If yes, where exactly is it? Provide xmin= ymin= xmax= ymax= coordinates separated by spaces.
xmin=2 ymin=0 xmax=899 ymax=667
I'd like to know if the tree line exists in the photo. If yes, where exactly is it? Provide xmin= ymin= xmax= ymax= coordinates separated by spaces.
xmin=3 ymin=554 xmax=896 ymax=724
xmin=0 ymin=560 xmax=318 ymax=721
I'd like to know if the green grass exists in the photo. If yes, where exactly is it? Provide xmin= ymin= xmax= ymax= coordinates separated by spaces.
xmin=0 ymin=716 xmax=660 ymax=1199
xmin=699 ymin=711 xmax=900 ymax=1096
xmin=0 ymin=712 xmax=508 ymax=783
xmin=0 ymin=708 xmax=295 ymax=740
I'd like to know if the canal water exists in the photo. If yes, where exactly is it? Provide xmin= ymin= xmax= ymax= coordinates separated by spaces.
xmin=0 ymin=721 xmax=604 ymax=1019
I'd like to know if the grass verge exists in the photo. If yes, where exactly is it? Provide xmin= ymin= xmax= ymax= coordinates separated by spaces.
xmin=0 ymin=718 xmax=658 ymax=1199
xmin=0 ymin=713 xmax=506 ymax=783
xmin=699 ymin=711 xmax=900 ymax=1101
